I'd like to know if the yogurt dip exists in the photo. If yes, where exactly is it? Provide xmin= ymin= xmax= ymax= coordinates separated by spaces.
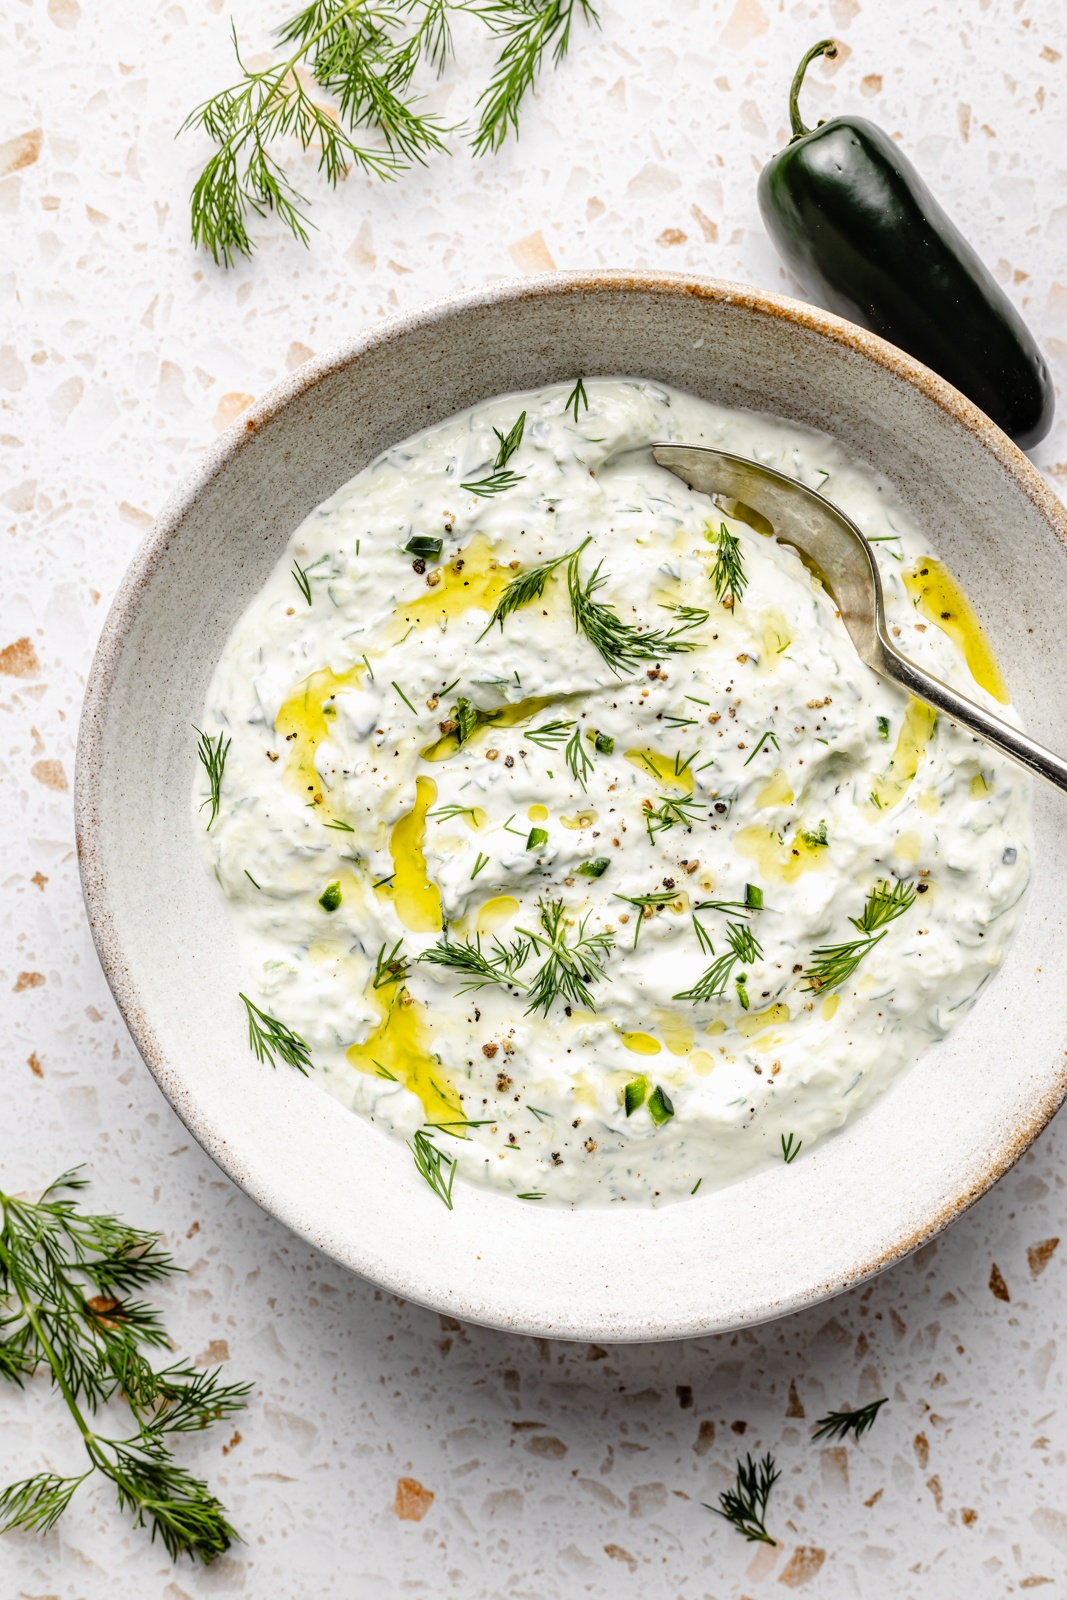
xmin=196 ymin=379 xmax=1031 ymax=1207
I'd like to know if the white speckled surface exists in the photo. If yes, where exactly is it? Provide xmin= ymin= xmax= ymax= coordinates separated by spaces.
xmin=4 ymin=0 xmax=1067 ymax=1591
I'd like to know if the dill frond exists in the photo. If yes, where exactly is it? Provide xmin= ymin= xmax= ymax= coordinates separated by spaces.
xmin=472 ymin=0 xmax=601 ymax=156
xmin=674 ymin=922 xmax=763 ymax=1004
xmin=567 ymin=550 xmax=705 ymax=674
xmin=802 ymin=878 xmax=916 ymax=993
xmin=707 ymin=1452 xmax=779 ymax=1543
xmin=0 ymin=1171 xmax=250 ymax=1560
xmin=194 ymin=726 xmax=231 ymax=831
xmin=418 ymin=928 xmax=531 ymax=994
xmin=519 ymin=896 xmax=614 ymax=1016
xmin=811 ymin=1397 xmax=887 ymax=1442
xmin=710 ymin=521 xmax=747 ymax=609
xmin=479 ymin=539 xmax=589 ymax=637
xmin=564 ymin=376 xmax=589 ymax=420
xmin=409 ymin=1129 xmax=457 ymax=1208
xmin=239 ymin=992 xmax=314 ymax=1073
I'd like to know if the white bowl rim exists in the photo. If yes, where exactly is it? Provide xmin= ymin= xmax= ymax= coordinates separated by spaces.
xmin=75 ymin=269 xmax=1067 ymax=1340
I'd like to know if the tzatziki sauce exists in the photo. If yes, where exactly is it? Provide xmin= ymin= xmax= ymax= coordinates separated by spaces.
xmin=196 ymin=379 xmax=1031 ymax=1207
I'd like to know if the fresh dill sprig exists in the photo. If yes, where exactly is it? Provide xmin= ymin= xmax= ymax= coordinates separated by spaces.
xmin=194 ymin=727 xmax=230 ymax=831
xmin=409 ymin=1129 xmax=457 ymax=1209
xmin=710 ymin=521 xmax=747 ymax=609
xmin=781 ymin=1132 xmax=801 ymax=1164
xmin=479 ymin=539 xmax=589 ymax=636
xmin=471 ymin=851 xmax=490 ymax=879
xmin=0 ymin=1170 xmax=250 ymax=1561
xmin=565 ymin=725 xmax=594 ymax=789
xmin=184 ymin=3 xmax=601 ymax=265
xmin=564 ymin=376 xmax=589 ymax=420
xmin=183 ymin=5 xmax=416 ymax=266
xmin=567 ymin=549 xmax=706 ymax=674
xmin=519 ymin=896 xmax=614 ymax=1016
xmin=811 ymin=1397 xmax=888 ymax=1442
xmin=525 ymin=718 xmax=574 ymax=749
xmin=461 ymin=409 xmax=527 ymax=494
xmin=472 ymin=0 xmax=600 ymax=155
xmin=642 ymin=791 xmax=701 ymax=843
xmin=239 ymin=992 xmax=313 ymax=1073
xmin=614 ymin=888 xmax=682 ymax=948
xmin=802 ymin=879 xmax=916 ymax=993
xmin=419 ymin=928 xmax=531 ymax=994
xmin=373 ymin=939 xmax=410 ymax=989
xmin=674 ymin=922 xmax=762 ymax=1005
xmin=707 ymin=1452 xmax=780 ymax=1544
xmin=291 ymin=559 xmax=313 ymax=604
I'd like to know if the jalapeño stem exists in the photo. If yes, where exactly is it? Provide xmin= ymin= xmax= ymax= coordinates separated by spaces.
xmin=788 ymin=38 xmax=838 ymax=141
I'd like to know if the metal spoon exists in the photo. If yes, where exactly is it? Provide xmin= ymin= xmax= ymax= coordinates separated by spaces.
xmin=652 ymin=443 xmax=1067 ymax=796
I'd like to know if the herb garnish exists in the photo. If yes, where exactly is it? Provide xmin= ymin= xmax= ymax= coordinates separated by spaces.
xmin=565 ymin=725 xmax=594 ymax=788
xmin=564 ymin=377 xmax=589 ymax=420
xmin=709 ymin=521 xmax=747 ymax=609
xmin=461 ymin=410 xmax=527 ymax=495
xmin=812 ymin=1397 xmax=888 ymax=1442
xmin=291 ymin=559 xmax=313 ymax=604
xmin=0 ymin=1170 xmax=250 ymax=1560
xmin=781 ymin=1132 xmax=801 ymax=1164
xmin=409 ymin=1129 xmax=457 ymax=1209
xmin=525 ymin=718 xmax=574 ymax=749
xmin=614 ymin=888 xmax=682 ymax=948
xmin=567 ymin=551 xmax=705 ymax=674
xmin=707 ymin=1452 xmax=780 ymax=1544
xmin=480 ymin=541 xmax=589 ymax=637
xmin=419 ymin=928 xmax=531 ymax=994
xmin=475 ymin=1 xmax=599 ymax=152
xmin=240 ymin=992 xmax=313 ymax=1073
xmin=194 ymin=727 xmax=230 ymax=831
xmin=373 ymin=939 xmax=410 ymax=989
xmin=519 ymin=896 xmax=614 ymax=1016
xmin=642 ymin=791 xmax=701 ymax=843
xmin=674 ymin=922 xmax=763 ymax=1005
xmin=744 ymin=729 xmax=780 ymax=765
xmin=182 ymin=1 xmax=599 ymax=265
xmin=802 ymin=878 xmax=916 ymax=992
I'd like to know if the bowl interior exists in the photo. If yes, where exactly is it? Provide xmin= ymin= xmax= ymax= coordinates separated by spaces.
xmin=77 ymin=274 xmax=1067 ymax=1341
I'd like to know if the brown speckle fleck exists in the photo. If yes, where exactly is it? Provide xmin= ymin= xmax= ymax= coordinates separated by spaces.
xmin=31 ymin=758 xmax=67 ymax=791
xmin=525 ymin=1434 xmax=567 ymax=1459
xmin=1028 ymin=1238 xmax=1059 ymax=1277
xmin=14 ymin=971 xmax=45 ymax=993
xmin=393 ymin=1476 xmax=435 ymax=1521
xmin=778 ymin=1546 xmax=826 ymax=1587
xmin=27 ymin=1051 xmax=43 ymax=1077
xmin=0 ymin=636 xmax=40 ymax=677
xmin=604 ymin=1544 xmax=637 ymax=1572
xmin=989 ymin=1262 xmax=1010 ymax=1301
xmin=693 ymin=1419 xmax=715 ymax=1455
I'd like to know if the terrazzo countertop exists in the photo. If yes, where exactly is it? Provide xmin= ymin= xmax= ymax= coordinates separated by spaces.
xmin=4 ymin=0 xmax=1067 ymax=1593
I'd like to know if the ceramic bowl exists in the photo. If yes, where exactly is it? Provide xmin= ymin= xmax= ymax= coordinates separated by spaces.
xmin=76 ymin=272 xmax=1067 ymax=1342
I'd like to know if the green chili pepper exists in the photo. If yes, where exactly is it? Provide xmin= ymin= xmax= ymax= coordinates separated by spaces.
xmin=757 ymin=39 xmax=1054 ymax=448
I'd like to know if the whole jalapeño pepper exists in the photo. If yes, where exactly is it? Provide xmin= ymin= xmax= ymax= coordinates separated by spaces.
xmin=757 ymin=40 xmax=1054 ymax=449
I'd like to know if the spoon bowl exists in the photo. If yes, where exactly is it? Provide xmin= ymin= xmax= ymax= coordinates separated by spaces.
xmin=653 ymin=443 xmax=1067 ymax=797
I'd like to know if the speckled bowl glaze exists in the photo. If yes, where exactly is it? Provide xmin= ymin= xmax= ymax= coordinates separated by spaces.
xmin=76 ymin=272 xmax=1067 ymax=1342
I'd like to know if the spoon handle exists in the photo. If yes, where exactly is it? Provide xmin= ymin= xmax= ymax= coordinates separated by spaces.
xmin=881 ymin=641 xmax=1067 ymax=796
